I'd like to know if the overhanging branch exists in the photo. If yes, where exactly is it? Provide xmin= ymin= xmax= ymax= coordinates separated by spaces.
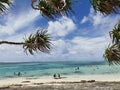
xmin=0 ymin=41 xmax=24 ymax=45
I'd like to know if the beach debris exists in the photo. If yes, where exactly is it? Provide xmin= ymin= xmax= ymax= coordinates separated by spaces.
xmin=81 ymin=80 xmax=96 ymax=83
xmin=21 ymin=81 xmax=31 ymax=83
xmin=88 ymin=80 xmax=96 ymax=83
xmin=81 ymin=80 xmax=87 ymax=83
xmin=33 ymin=83 xmax=44 ymax=85
xmin=0 ymin=86 xmax=10 ymax=89
xmin=10 ymin=84 xmax=23 ymax=87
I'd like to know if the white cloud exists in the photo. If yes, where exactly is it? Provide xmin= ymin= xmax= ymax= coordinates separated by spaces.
xmin=48 ymin=16 xmax=76 ymax=37
xmin=80 ymin=16 xmax=88 ymax=24
xmin=0 ymin=9 xmax=40 ymax=35
xmin=81 ymin=8 xmax=120 ymax=26
xmin=69 ymin=36 xmax=109 ymax=55
xmin=0 ymin=45 xmax=36 ymax=62
xmin=80 ymin=7 xmax=120 ymax=35
xmin=37 ymin=35 xmax=109 ymax=61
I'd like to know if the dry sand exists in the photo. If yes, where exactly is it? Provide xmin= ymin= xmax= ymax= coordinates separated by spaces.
xmin=0 ymin=74 xmax=120 ymax=90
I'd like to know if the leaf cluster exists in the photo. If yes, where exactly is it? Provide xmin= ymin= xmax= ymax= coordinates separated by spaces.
xmin=23 ymin=30 xmax=52 ymax=55
xmin=0 ymin=0 xmax=12 ymax=14
xmin=104 ymin=21 xmax=120 ymax=65
xmin=90 ymin=0 xmax=120 ymax=15
xmin=33 ymin=0 xmax=74 ymax=19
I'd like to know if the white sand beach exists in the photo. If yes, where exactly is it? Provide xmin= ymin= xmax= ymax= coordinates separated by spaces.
xmin=0 ymin=74 xmax=120 ymax=90
xmin=0 ymin=74 xmax=120 ymax=86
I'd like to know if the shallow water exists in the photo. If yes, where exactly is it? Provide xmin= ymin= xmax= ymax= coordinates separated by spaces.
xmin=0 ymin=61 xmax=120 ymax=79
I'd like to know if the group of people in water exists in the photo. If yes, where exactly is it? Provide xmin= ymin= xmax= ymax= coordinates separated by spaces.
xmin=14 ymin=72 xmax=22 ymax=76
xmin=53 ymin=67 xmax=80 ymax=79
xmin=14 ymin=71 xmax=61 ymax=79
xmin=53 ymin=73 xmax=61 ymax=79
xmin=75 ymin=67 xmax=80 ymax=70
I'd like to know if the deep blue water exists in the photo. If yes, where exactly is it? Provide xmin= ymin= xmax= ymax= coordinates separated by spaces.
xmin=0 ymin=61 xmax=120 ymax=79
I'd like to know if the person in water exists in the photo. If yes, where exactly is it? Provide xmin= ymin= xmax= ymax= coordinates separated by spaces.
xmin=58 ymin=74 xmax=61 ymax=79
xmin=18 ymin=72 xmax=21 ymax=76
xmin=53 ymin=73 xmax=56 ymax=79
xmin=14 ymin=72 xmax=16 ymax=76
xmin=53 ymin=73 xmax=61 ymax=79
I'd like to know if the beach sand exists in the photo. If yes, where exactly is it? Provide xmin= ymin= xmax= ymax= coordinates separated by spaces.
xmin=0 ymin=74 xmax=120 ymax=90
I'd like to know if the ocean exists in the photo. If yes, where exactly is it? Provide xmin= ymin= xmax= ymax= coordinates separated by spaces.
xmin=0 ymin=61 xmax=120 ymax=79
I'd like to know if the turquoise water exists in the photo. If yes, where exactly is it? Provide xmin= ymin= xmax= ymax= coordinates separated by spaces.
xmin=0 ymin=61 xmax=120 ymax=79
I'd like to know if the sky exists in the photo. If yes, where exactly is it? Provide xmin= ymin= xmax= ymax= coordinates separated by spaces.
xmin=0 ymin=0 xmax=119 ymax=62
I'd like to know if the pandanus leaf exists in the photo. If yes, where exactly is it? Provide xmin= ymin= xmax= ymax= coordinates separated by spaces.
xmin=0 ymin=0 xmax=12 ymax=13
xmin=104 ymin=21 xmax=120 ymax=65
xmin=104 ymin=44 xmax=120 ymax=65
xmin=32 ymin=0 xmax=75 ymax=19
xmin=109 ymin=21 xmax=120 ymax=44
xmin=90 ymin=0 xmax=120 ymax=15
xmin=23 ymin=29 xmax=52 ymax=55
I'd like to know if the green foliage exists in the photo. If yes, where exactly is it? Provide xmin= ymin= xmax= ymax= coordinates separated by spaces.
xmin=90 ymin=0 xmax=120 ymax=15
xmin=104 ymin=21 xmax=120 ymax=65
xmin=23 ymin=30 xmax=52 ymax=55
xmin=33 ymin=0 xmax=74 ymax=19
xmin=0 ymin=0 xmax=12 ymax=13
xmin=104 ymin=44 xmax=120 ymax=65
xmin=109 ymin=21 xmax=120 ymax=44
xmin=50 ymin=0 xmax=74 ymax=15
xmin=38 ymin=0 xmax=55 ymax=19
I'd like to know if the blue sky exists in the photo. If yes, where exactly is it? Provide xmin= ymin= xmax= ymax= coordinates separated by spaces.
xmin=0 ymin=0 xmax=119 ymax=62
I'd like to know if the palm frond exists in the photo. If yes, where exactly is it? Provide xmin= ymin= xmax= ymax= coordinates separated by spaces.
xmin=109 ymin=21 xmax=120 ymax=44
xmin=32 ymin=0 xmax=75 ymax=19
xmin=60 ymin=0 xmax=74 ymax=16
xmin=104 ymin=21 xmax=120 ymax=65
xmin=0 ymin=0 xmax=12 ymax=5
xmin=0 ymin=0 xmax=12 ymax=13
xmin=90 ymin=0 xmax=120 ymax=15
xmin=38 ymin=0 xmax=55 ymax=19
xmin=104 ymin=44 xmax=120 ymax=65
xmin=23 ymin=29 xmax=52 ymax=55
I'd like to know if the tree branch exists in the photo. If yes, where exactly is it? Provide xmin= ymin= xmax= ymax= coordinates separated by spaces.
xmin=0 ymin=41 xmax=45 ymax=47
xmin=0 ymin=41 xmax=24 ymax=45
xmin=31 ymin=0 xmax=40 ymax=10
